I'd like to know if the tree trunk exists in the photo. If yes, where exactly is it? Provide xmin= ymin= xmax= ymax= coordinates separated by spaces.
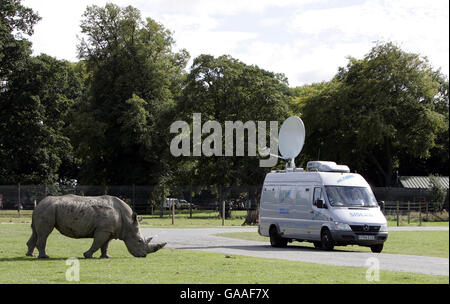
xmin=384 ymin=137 xmax=393 ymax=187
xmin=242 ymin=209 xmax=259 ymax=225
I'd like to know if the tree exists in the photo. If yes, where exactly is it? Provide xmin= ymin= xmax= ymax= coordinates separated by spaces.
xmin=70 ymin=3 xmax=189 ymax=185
xmin=1 ymin=1 xmax=82 ymax=185
xmin=0 ymin=0 xmax=40 ymax=83
xmin=296 ymin=42 xmax=448 ymax=186
xmin=172 ymin=54 xmax=292 ymax=189
xmin=0 ymin=54 xmax=83 ymax=184
xmin=429 ymin=175 xmax=446 ymax=212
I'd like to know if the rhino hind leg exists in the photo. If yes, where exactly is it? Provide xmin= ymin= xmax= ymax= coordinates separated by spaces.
xmin=31 ymin=216 xmax=55 ymax=259
xmin=26 ymin=224 xmax=37 ymax=257
xmin=84 ymin=231 xmax=111 ymax=259
xmin=36 ymin=227 xmax=54 ymax=259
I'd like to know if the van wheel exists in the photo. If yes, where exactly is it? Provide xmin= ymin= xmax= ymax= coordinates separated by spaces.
xmin=313 ymin=241 xmax=322 ymax=249
xmin=370 ymin=244 xmax=383 ymax=253
xmin=269 ymin=226 xmax=287 ymax=248
xmin=321 ymin=229 xmax=335 ymax=251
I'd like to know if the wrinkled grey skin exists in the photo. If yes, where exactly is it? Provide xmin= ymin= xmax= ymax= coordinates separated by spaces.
xmin=26 ymin=195 xmax=166 ymax=258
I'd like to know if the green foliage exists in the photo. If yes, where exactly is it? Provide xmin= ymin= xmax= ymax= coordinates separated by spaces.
xmin=295 ymin=42 xmax=449 ymax=186
xmin=0 ymin=0 xmax=40 ymax=81
xmin=1 ymin=2 xmax=448 ymax=192
xmin=428 ymin=175 xmax=446 ymax=211
xmin=173 ymin=54 xmax=292 ymax=187
xmin=0 ymin=53 xmax=83 ymax=184
xmin=69 ymin=3 xmax=189 ymax=185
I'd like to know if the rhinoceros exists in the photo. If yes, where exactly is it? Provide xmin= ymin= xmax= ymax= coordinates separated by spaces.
xmin=26 ymin=194 xmax=166 ymax=258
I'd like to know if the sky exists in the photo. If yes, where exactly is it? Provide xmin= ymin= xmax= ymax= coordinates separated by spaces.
xmin=22 ymin=0 xmax=449 ymax=87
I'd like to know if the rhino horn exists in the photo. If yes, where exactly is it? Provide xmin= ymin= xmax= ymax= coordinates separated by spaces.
xmin=145 ymin=237 xmax=153 ymax=244
xmin=146 ymin=242 xmax=166 ymax=253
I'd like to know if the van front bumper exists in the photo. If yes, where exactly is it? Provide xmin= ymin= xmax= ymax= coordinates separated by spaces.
xmin=330 ymin=230 xmax=388 ymax=246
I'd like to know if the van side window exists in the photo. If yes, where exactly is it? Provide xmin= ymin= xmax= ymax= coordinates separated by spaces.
xmin=313 ymin=187 xmax=322 ymax=204
xmin=296 ymin=188 xmax=308 ymax=206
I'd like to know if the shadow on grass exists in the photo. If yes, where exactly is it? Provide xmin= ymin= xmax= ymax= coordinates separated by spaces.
xmin=0 ymin=255 xmax=135 ymax=261
xmin=174 ymin=243 xmax=358 ymax=254
xmin=0 ymin=256 xmax=72 ymax=262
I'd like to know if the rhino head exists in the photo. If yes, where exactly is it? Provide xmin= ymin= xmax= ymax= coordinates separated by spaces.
xmin=124 ymin=213 xmax=167 ymax=257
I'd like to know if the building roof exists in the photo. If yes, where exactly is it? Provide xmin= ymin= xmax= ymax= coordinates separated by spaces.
xmin=399 ymin=176 xmax=449 ymax=189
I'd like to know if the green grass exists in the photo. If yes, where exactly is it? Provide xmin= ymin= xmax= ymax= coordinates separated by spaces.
xmin=215 ymin=230 xmax=449 ymax=258
xmin=0 ymin=209 xmax=250 ymax=227
xmin=2 ymin=209 xmax=448 ymax=228
xmin=0 ymin=224 xmax=448 ymax=284
xmin=139 ymin=210 xmax=249 ymax=228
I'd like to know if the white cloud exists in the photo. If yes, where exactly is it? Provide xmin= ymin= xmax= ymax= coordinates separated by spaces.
xmin=288 ymin=0 xmax=449 ymax=77
xmin=21 ymin=0 xmax=449 ymax=86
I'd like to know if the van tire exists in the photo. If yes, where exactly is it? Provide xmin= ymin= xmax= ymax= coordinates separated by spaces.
xmin=370 ymin=244 xmax=383 ymax=253
xmin=320 ymin=229 xmax=335 ymax=251
xmin=269 ymin=226 xmax=287 ymax=248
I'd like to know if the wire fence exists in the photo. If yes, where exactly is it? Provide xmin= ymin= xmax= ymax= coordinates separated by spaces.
xmin=0 ymin=184 xmax=448 ymax=226
xmin=382 ymin=200 xmax=449 ymax=225
xmin=0 ymin=184 xmax=261 ymax=214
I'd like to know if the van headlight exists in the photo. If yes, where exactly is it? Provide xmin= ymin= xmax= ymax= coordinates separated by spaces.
xmin=334 ymin=222 xmax=352 ymax=231
xmin=379 ymin=224 xmax=387 ymax=232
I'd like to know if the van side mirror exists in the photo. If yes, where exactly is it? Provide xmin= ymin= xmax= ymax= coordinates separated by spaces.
xmin=315 ymin=199 xmax=325 ymax=208
xmin=378 ymin=201 xmax=385 ymax=209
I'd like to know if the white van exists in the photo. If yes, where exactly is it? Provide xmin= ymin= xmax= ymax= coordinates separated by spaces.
xmin=258 ymin=161 xmax=388 ymax=253
xmin=163 ymin=198 xmax=180 ymax=210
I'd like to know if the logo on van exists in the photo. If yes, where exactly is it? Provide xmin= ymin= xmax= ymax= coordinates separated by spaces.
xmin=337 ymin=174 xmax=354 ymax=183
xmin=279 ymin=208 xmax=289 ymax=215
xmin=349 ymin=212 xmax=374 ymax=217
xmin=280 ymin=190 xmax=292 ymax=203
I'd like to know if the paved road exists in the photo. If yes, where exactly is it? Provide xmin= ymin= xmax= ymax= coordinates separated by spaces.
xmin=141 ymin=226 xmax=449 ymax=277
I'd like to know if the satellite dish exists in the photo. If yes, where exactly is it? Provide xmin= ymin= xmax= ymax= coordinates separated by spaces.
xmin=278 ymin=116 xmax=305 ymax=163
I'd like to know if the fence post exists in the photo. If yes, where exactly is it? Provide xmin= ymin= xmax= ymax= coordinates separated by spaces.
xmin=407 ymin=201 xmax=410 ymax=224
xmin=419 ymin=200 xmax=422 ymax=226
xmin=189 ymin=185 xmax=192 ymax=219
xmin=18 ymin=183 xmax=21 ymax=218
xmin=425 ymin=201 xmax=429 ymax=221
xmin=219 ymin=186 xmax=224 ymax=226
xmin=160 ymin=185 xmax=164 ymax=218
xmin=171 ymin=199 xmax=175 ymax=225
xmin=396 ymin=201 xmax=399 ymax=226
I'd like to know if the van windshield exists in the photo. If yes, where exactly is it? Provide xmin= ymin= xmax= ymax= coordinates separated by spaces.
xmin=325 ymin=186 xmax=378 ymax=207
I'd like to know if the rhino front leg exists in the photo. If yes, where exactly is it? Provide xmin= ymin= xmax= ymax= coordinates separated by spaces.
xmin=100 ymin=240 xmax=112 ymax=259
xmin=84 ymin=231 xmax=111 ymax=259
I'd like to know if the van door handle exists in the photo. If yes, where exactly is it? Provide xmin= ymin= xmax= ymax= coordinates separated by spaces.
xmin=310 ymin=211 xmax=314 ymax=214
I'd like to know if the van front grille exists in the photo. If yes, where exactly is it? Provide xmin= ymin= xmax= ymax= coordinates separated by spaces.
xmin=350 ymin=225 xmax=380 ymax=233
